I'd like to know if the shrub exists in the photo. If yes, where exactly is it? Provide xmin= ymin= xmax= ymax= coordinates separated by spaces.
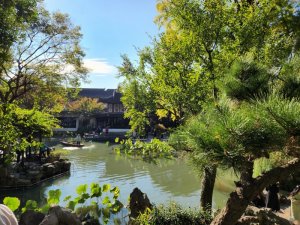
xmin=134 ymin=202 xmax=212 ymax=225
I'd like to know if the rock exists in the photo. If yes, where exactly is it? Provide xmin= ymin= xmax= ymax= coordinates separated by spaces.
xmin=53 ymin=161 xmax=66 ymax=173
xmin=236 ymin=206 xmax=291 ymax=225
xmin=39 ymin=206 xmax=81 ymax=225
xmin=82 ymin=217 xmax=101 ymax=225
xmin=39 ymin=214 xmax=59 ymax=225
xmin=0 ymin=160 xmax=71 ymax=188
xmin=42 ymin=164 xmax=55 ymax=177
xmin=62 ymin=161 xmax=71 ymax=171
xmin=129 ymin=187 xmax=152 ymax=219
xmin=28 ymin=170 xmax=41 ymax=176
xmin=16 ymin=178 xmax=31 ymax=186
xmin=19 ymin=210 xmax=45 ymax=225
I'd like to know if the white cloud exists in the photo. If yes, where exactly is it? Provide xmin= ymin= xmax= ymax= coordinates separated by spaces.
xmin=83 ymin=58 xmax=117 ymax=75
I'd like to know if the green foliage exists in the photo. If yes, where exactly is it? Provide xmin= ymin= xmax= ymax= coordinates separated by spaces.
xmin=121 ymin=0 xmax=300 ymax=223
xmin=260 ymin=94 xmax=300 ymax=136
xmin=0 ymin=0 xmax=38 ymax=54
xmin=171 ymin=55 xmax=300 ymax=175
xmin=0 ymin=1 xmax=87 ymax=113
xmin=66 ymin=97 xmax=105 ymax=115
xmin=118 ymin=54 xmax=155 ymax=135
xmin=16 ymin=183 xmax=124 ymax=224
xmin=3 ymin=197 xmax=21 ymax=212
xmin=134 ymin=203 xmax=211 ymax=225
xmin=50 ymin=149 xmax=69 ymax=158
xmin=253 ymin=151 xmax=293 ymax=178
xmin=22 ymin=200 xmax=38 ymax=213
xmin=0 ymin=1 xmax=86 ymax=163
xmin=151 ymin=32 xmax=212 ymax=121
xmin=0 ymin=104 xmax=59 ymax=163
xmin=115 ymin=138 xmax=175 ymax=162
xmin=222 ymin=59 xmax=270 ymax=101
xmin=47 ymin=189 xmax=62 ymax=205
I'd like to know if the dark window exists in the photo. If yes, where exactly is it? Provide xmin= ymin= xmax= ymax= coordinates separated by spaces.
xmin=58 ymin=117 xmax=77 ymax=128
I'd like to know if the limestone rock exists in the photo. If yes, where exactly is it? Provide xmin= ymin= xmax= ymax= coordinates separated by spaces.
xmin=39 ymin=214 xmax=59 ymax=225
xmin=237 ymin=206 xmax=291 ymax=225
xmin=19 ymin=210 xmax=45 ymax=225
xmin=16 ymin=178 xmax=31 ymax=186
xmin=129 ymin=187 xmax=152 ymax=219
xmin=42 ymin=164 xmax=55 ymax=177
xmin=39 ymin=206 xmax=81 ymax=225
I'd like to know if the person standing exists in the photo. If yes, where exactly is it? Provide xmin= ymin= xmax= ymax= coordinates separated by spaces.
xmin=266 ymin=183 xmax=280 ymax=211
xmin=75 ymin=134 xmax=81 ymax=145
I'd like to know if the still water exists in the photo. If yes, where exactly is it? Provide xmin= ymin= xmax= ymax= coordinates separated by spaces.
xmin=1 ymin=142 xmax=236 ymax=210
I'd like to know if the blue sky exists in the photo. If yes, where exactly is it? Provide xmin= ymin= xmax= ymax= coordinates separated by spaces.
xmin=44 ymin=0 xmax=160 ymax=88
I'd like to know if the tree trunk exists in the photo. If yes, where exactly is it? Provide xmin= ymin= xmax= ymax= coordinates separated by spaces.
xmin=200 ymin=165 xmax=217 ymax=213
xmin=210 ymin=158 xmax=300 ymax=225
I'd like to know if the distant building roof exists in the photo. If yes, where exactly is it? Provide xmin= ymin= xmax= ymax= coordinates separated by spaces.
xmin=78 ymin=88 xmax=122 ymax=104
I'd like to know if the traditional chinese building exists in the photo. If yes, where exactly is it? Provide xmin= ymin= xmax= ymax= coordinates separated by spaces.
xmin=54 ymin=88 xmax=129 ymax=133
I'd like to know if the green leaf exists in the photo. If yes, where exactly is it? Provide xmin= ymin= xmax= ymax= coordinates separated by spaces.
xmin=114 ymin=148 xmax=121 ymax=155
xmin=40 ymin=204 xmax=50 ymax=214
xmin=3 ymin=197 xmax=20 ymax=212
xmin=90 ymin=183 xmax=102 ymax=198
xmin=76 ymin=184 xmax=88 ymax=195
xmin=22 ymin=200 xmax=38 ymax=213
xmin=47 ymin=189 xmax=61 ymax=205
xmin=67 ymin=200 xmax=76 ymax=211
xmin=102 ymin=196 xmax=111 ymax=205
xmin=110 ymin=187 xmax=120 ymax=199
xmin=102 ymin=184 xmax=110 ymax=192
xmin=111 ymin=200 xmax=123 ymax=213
xmin=81 ymin=193 xmax=90 ymax=200
xmin=115 ymin=137 xmax=119 ymax=143
xmin=63 ymin=195 xmax=72 ymax=202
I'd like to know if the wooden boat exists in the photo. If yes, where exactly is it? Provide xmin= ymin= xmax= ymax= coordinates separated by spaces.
xmin=60 ymin=141 xmax=85 ymax=147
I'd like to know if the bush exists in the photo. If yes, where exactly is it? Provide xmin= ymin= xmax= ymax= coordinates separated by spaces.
xmin=134 ymin=202 xmax=212 ymax=225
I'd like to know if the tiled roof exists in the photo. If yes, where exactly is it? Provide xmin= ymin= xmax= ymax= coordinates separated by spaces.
xmin=78 ymin=88 xmax=122 ymax=103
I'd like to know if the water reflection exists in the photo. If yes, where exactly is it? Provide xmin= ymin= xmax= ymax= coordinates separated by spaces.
xmin=1 ymin=142 xmax=235 ymax=209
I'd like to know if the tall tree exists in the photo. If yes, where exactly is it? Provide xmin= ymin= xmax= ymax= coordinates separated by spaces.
xmin=175 ymin=55 xmax=300 ymax=225
xmin=156 ymin=0 xmax=300 ymax=214
xmin=0 ymin=4 xmax=87 ymax=112
xmin=118 ymin=53 xmax=156 ymax=135
xmin=155 ymin=0 xmax=230 ymax=212
xmin=0 ymin=0 xmax=38 ymax=64
xmin=0 ymin=1 xmax=87 ymax=163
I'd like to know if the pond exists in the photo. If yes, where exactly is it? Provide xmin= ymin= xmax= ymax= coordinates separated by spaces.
xmin=2 ymin=141 xmax=300 ymax=222
xmin=0 ymin=141 xmax=236 ymax=211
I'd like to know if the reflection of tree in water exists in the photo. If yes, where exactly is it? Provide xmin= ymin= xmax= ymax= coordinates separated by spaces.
xmin=2 ymin=142 xmax=234 ymax=210
xmin=60 ymin=143 xmax=199 ymax=198
xmin=214 ymin=170 xmax=236 ymax=193
xmin=104 ymin=154 xmax=140 ymax=177
xmin=147 ymin=159 xmax=201 ymax=196
xmin=104 ymin=153 xmax=201 ymax=197
xmin=212 ymin=170 xmax=237 ymax=209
